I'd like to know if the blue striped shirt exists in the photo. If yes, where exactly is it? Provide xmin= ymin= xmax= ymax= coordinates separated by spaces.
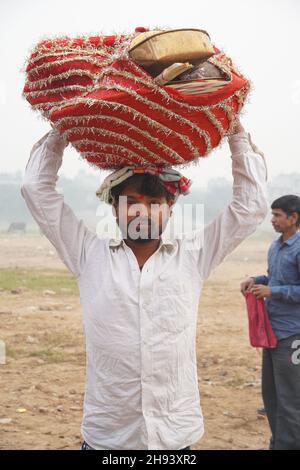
xmin=255 ymin=231 xmax=300 ymax=340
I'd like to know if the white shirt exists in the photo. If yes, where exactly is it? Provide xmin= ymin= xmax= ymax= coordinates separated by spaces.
xmin=21 ymin=128 xmax=268 ymax=450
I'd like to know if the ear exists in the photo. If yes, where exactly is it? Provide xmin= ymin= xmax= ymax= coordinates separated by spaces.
xmin=291 ymin=212 xmax=299 ymax=225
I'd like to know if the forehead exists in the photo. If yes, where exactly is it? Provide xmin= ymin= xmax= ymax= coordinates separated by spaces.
xmin=272 ymin=208 xmax=286 ymax=215
xmin=119 ymin=186 xmax=166 ymax=201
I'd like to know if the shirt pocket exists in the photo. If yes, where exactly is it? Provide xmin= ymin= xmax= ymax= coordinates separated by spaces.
xmin=280 ymin=253 xmax=299 ymax=284
xmin=154 ymin=277 xmax=193 ymax=333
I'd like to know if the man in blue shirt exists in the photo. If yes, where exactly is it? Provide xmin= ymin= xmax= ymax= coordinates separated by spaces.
xmin=241 ymin=194 xmax=300 ymax=450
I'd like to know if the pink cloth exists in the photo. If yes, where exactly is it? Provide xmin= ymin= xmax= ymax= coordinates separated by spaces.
xmin=245 ymin=292 xmax=277 ymax=348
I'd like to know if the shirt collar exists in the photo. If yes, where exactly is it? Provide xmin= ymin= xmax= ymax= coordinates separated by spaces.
xmin=108 ymin=232 xmax=175 ymax=249
xmin=278 ymin=230 xmax=300 ymax=246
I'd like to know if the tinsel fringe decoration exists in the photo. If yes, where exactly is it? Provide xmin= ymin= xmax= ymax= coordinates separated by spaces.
xmin=23 ymin=30 xmax=251 ymax=170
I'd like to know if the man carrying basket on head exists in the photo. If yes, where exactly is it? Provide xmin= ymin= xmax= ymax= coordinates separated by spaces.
xmin=21 ymin=116 xmax=268 ymax=450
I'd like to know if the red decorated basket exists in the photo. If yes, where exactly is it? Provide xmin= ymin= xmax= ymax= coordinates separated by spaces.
xmin=23 ymin=29 xmax=250 ymax=170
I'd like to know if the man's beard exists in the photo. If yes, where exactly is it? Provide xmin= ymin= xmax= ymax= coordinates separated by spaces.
xmin=118 ymin=217 xmax=163 ymax=243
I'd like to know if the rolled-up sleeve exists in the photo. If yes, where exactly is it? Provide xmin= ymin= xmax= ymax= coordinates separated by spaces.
xmin=188 ymin=131 xmax=269 ymax=280
xmin=20 ymin=128 xmax=97 ymax=278
xmin=254 ymin=275 xmax=269 ymax=285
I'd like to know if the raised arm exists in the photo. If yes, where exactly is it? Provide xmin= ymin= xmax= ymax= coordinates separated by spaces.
xmin=189 ymin=119 xmax=269 ymax=280
xmin=20 ymin=128 xmax=97 ymax=278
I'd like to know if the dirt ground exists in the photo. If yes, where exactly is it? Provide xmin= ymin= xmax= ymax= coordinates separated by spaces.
xmin=0 ymin=233 xmax=273 ymax=450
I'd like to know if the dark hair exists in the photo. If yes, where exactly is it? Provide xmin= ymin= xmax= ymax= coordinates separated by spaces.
xmin=110 ymin=173 xmax=176 ymax=205
xmin=271 ymin=195 xmax=300 ymax=226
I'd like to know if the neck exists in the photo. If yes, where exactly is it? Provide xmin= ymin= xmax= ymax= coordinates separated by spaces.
xmin=124 ymin=237 xmax=161 ymax=255
xmin=281 ymin=227 xmax=299 ymax=241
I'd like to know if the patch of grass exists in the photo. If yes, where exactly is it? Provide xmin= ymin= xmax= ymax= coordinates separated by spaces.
xmin=41 ymin=331 xmax=83 ymax=349
xmin=5 ymin=331 xmax=85 ymax=365
xmin=29 ymin=348 xmax=85 ymax=365
xmin=6 ymin=345 xmax=85 ymax=365
xmin=0 ymin=267 xmax=78 ymax=295
xmin=225 ymin=373 xmax=247 ymax=388
xmin=29 ymin=349 xmax=68 ymax=363
xmin=5 ymin=345 xmax=22 ymax=359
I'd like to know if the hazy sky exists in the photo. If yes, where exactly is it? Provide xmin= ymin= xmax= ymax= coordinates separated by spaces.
xmin=0 ymin=0 xmax=299 ymax=188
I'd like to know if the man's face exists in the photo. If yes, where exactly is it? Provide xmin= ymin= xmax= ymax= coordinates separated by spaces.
xmin=113 ymin=186 xmax=174 ymax=242
xmin=271 ymin=208 xmax=298 ymax=232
